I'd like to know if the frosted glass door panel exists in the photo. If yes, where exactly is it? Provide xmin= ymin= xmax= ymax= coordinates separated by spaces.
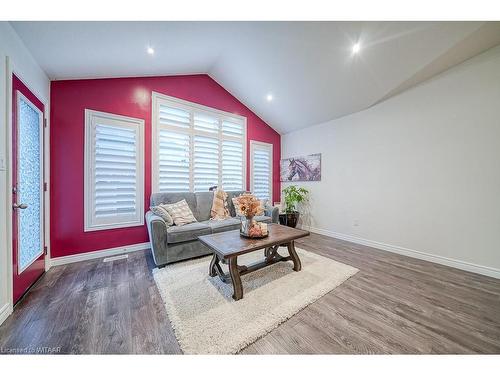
xmin=17 ymin=94 xmax=43 ymax=273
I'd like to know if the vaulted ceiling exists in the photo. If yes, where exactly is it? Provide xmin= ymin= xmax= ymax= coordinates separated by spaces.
xmin=11 ymin=21 xmax=500 ymax=134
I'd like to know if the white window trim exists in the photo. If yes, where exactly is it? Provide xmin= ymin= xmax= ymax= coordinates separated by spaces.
xmin=151 ymin=91 xmax=247 ymax=193
xmin=250 ymin=140 xmax=273 ymax=201
xmin=84 ymin=109 xmax=145 ymax=232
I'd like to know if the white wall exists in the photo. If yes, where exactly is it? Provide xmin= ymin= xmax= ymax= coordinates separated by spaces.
xmin=282 ymin=44 xmax=500 ymax=278
xmin=0 ymin=22 xmax=50 ymax=325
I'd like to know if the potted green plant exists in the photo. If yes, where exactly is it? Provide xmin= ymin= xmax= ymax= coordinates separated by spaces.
xmin=281 ymin=185 xmax=309 ymax=228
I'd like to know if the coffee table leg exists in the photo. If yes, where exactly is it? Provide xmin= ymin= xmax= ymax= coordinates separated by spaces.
xmin=209 ymin=254 xmax=218 ymax=277
xmin=229 ymin=257 xmax=243 ymax=301
xmin=287 ymin=241 xmax=302 ymax=271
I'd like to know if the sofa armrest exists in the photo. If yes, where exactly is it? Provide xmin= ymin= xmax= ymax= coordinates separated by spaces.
xmin=265 ymin=205 xmax=279 ymax=223
xmin=146 ymin=211 xmax=169 ymax=266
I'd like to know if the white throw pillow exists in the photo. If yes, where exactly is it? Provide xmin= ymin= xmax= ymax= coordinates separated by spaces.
xmin=164 ymin=199 xmax=197 ymax=226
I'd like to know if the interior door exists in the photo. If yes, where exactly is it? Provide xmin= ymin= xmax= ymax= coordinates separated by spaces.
xmin=12 ymin=73 xmax=46 ymax=304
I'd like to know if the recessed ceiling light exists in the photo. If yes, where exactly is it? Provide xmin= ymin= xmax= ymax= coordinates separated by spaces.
xmin=352 ymin=43 xmax=361 ymax=54
xmin=266 ymin=94 xmax=273 ymax=102
xmin=147 ymin=46 xmax=155 ymax=55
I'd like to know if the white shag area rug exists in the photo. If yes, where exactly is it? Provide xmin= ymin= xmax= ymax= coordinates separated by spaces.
xmin=153 ymin=247 xmax=358 ymax=354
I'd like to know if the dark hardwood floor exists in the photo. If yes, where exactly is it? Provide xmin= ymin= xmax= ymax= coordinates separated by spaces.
xmin=1 ymin=233 xmax=499 ymax=354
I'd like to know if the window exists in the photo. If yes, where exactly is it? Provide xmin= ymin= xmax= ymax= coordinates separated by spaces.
xmin=250 ymin=141 xmax=273 ymax=201
xmin=152 ymin=92 xmax=246 ymax=193
xmin=84 ymin=109 xmax=144 ymax=231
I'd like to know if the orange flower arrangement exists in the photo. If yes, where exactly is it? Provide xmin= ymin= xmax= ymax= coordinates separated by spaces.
xmin=235 ymin=193 xmax=263 ymax=218
xmin=235 ymin=193 xmax=267 ymax=238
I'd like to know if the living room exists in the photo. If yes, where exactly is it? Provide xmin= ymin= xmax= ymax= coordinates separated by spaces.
xmin=1 ymin=1 xmax=500 ymax=373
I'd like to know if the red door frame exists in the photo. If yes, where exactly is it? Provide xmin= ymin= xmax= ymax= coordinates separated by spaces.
xmin=11 ymin=73 xmax=46 ymax=304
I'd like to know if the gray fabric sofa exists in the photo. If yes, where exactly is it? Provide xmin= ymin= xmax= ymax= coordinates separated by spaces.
xmin=146 ymin=191 xmax=279 ymax=266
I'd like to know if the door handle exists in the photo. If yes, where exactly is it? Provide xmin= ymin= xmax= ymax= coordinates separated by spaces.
xmin=13 ymin=203 xmax=28 ymax=210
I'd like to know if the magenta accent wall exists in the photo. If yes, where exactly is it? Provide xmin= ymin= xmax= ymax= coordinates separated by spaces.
xmin=50 ymin=74 xmax=281 ymax=258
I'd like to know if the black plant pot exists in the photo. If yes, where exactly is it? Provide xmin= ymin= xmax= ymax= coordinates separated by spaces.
xmin=279 ymin=211 xmax=300 ymax=228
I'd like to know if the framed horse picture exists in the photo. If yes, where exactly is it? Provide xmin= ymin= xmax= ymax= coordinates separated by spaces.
xmin=280 ymin=153 xmax=321 ymax=182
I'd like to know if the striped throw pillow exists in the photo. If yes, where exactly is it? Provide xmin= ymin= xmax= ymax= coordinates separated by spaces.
xmin=164 ymin=199 xmax=197 ymax=226
xmin=211 ymin=189 xmax=230 ymax=220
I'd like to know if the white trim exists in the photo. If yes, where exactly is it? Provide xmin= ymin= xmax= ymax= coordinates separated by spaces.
xmin=43 ymin=98 xmax=51 ymax=271
xmin=249 ymin=140 xmax=273 ymax=201
xmin=49 ymin=242 xmax=151 ymax=267
xmin=0 ymin=303 xmax=13 ymax=327
xmin=5 ymin=57 xmax=15 ymax=314
xmin=151 ymin=91 xmax=247 ymax=193
xmin=301 ymin=225 xmax=500 ymax=280
xmin=84 ymin=109 xmax=145 ymax=232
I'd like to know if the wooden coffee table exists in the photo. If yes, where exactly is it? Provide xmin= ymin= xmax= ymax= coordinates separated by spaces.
xmin=198 ymin=223 xmax=310 ymax=300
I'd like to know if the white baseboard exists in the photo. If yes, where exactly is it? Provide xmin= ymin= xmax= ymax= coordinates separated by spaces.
xmin=0 ymin=303 xmax=13 ymax=327
xmin=301 ymin=226 xmax=500 ymax=279
xmin=50 ymin=242 xmax=151 ymax=267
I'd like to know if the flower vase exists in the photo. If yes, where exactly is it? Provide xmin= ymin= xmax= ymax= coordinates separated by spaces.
xmin=240 ymin=216 xmax=268 ymax=238
xmin=240 ymin=216 xmax=255 ymax=237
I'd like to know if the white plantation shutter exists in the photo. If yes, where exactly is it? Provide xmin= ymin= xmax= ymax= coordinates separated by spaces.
xmin=94 ymin=124 xmax=137 ymax=217
xmin=222 ymin=120 xmax=244 ymax=138
xmin=194 ymin=113 xmax=218 ymax=134
xmin=193 ymin=135 xmax=219 ymax=192
xmin=222 ymin=140 xmax=244 ymax=190
xmin=158 ymin=130 xmax=190 ymax=192
xmin=85 ymin=110 xmax=144 ymax=231
xmin=159 ymin=105 xmax=190 ymax=129
xmin=251 ymin=141 xmax=273 ymax=201
xmin=153 ymin=93 xmax=247 ymax=193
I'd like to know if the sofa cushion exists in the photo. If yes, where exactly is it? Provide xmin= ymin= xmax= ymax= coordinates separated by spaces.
xmin=203 ymin=218 xmax=241 ymax=233
xmin=150 ymin=192 xmax=197 ymax=215
xmin=195 ymin=192 xmax=214 ymax=222
xmin=167 ymin=222 xmax=211 ymax=244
